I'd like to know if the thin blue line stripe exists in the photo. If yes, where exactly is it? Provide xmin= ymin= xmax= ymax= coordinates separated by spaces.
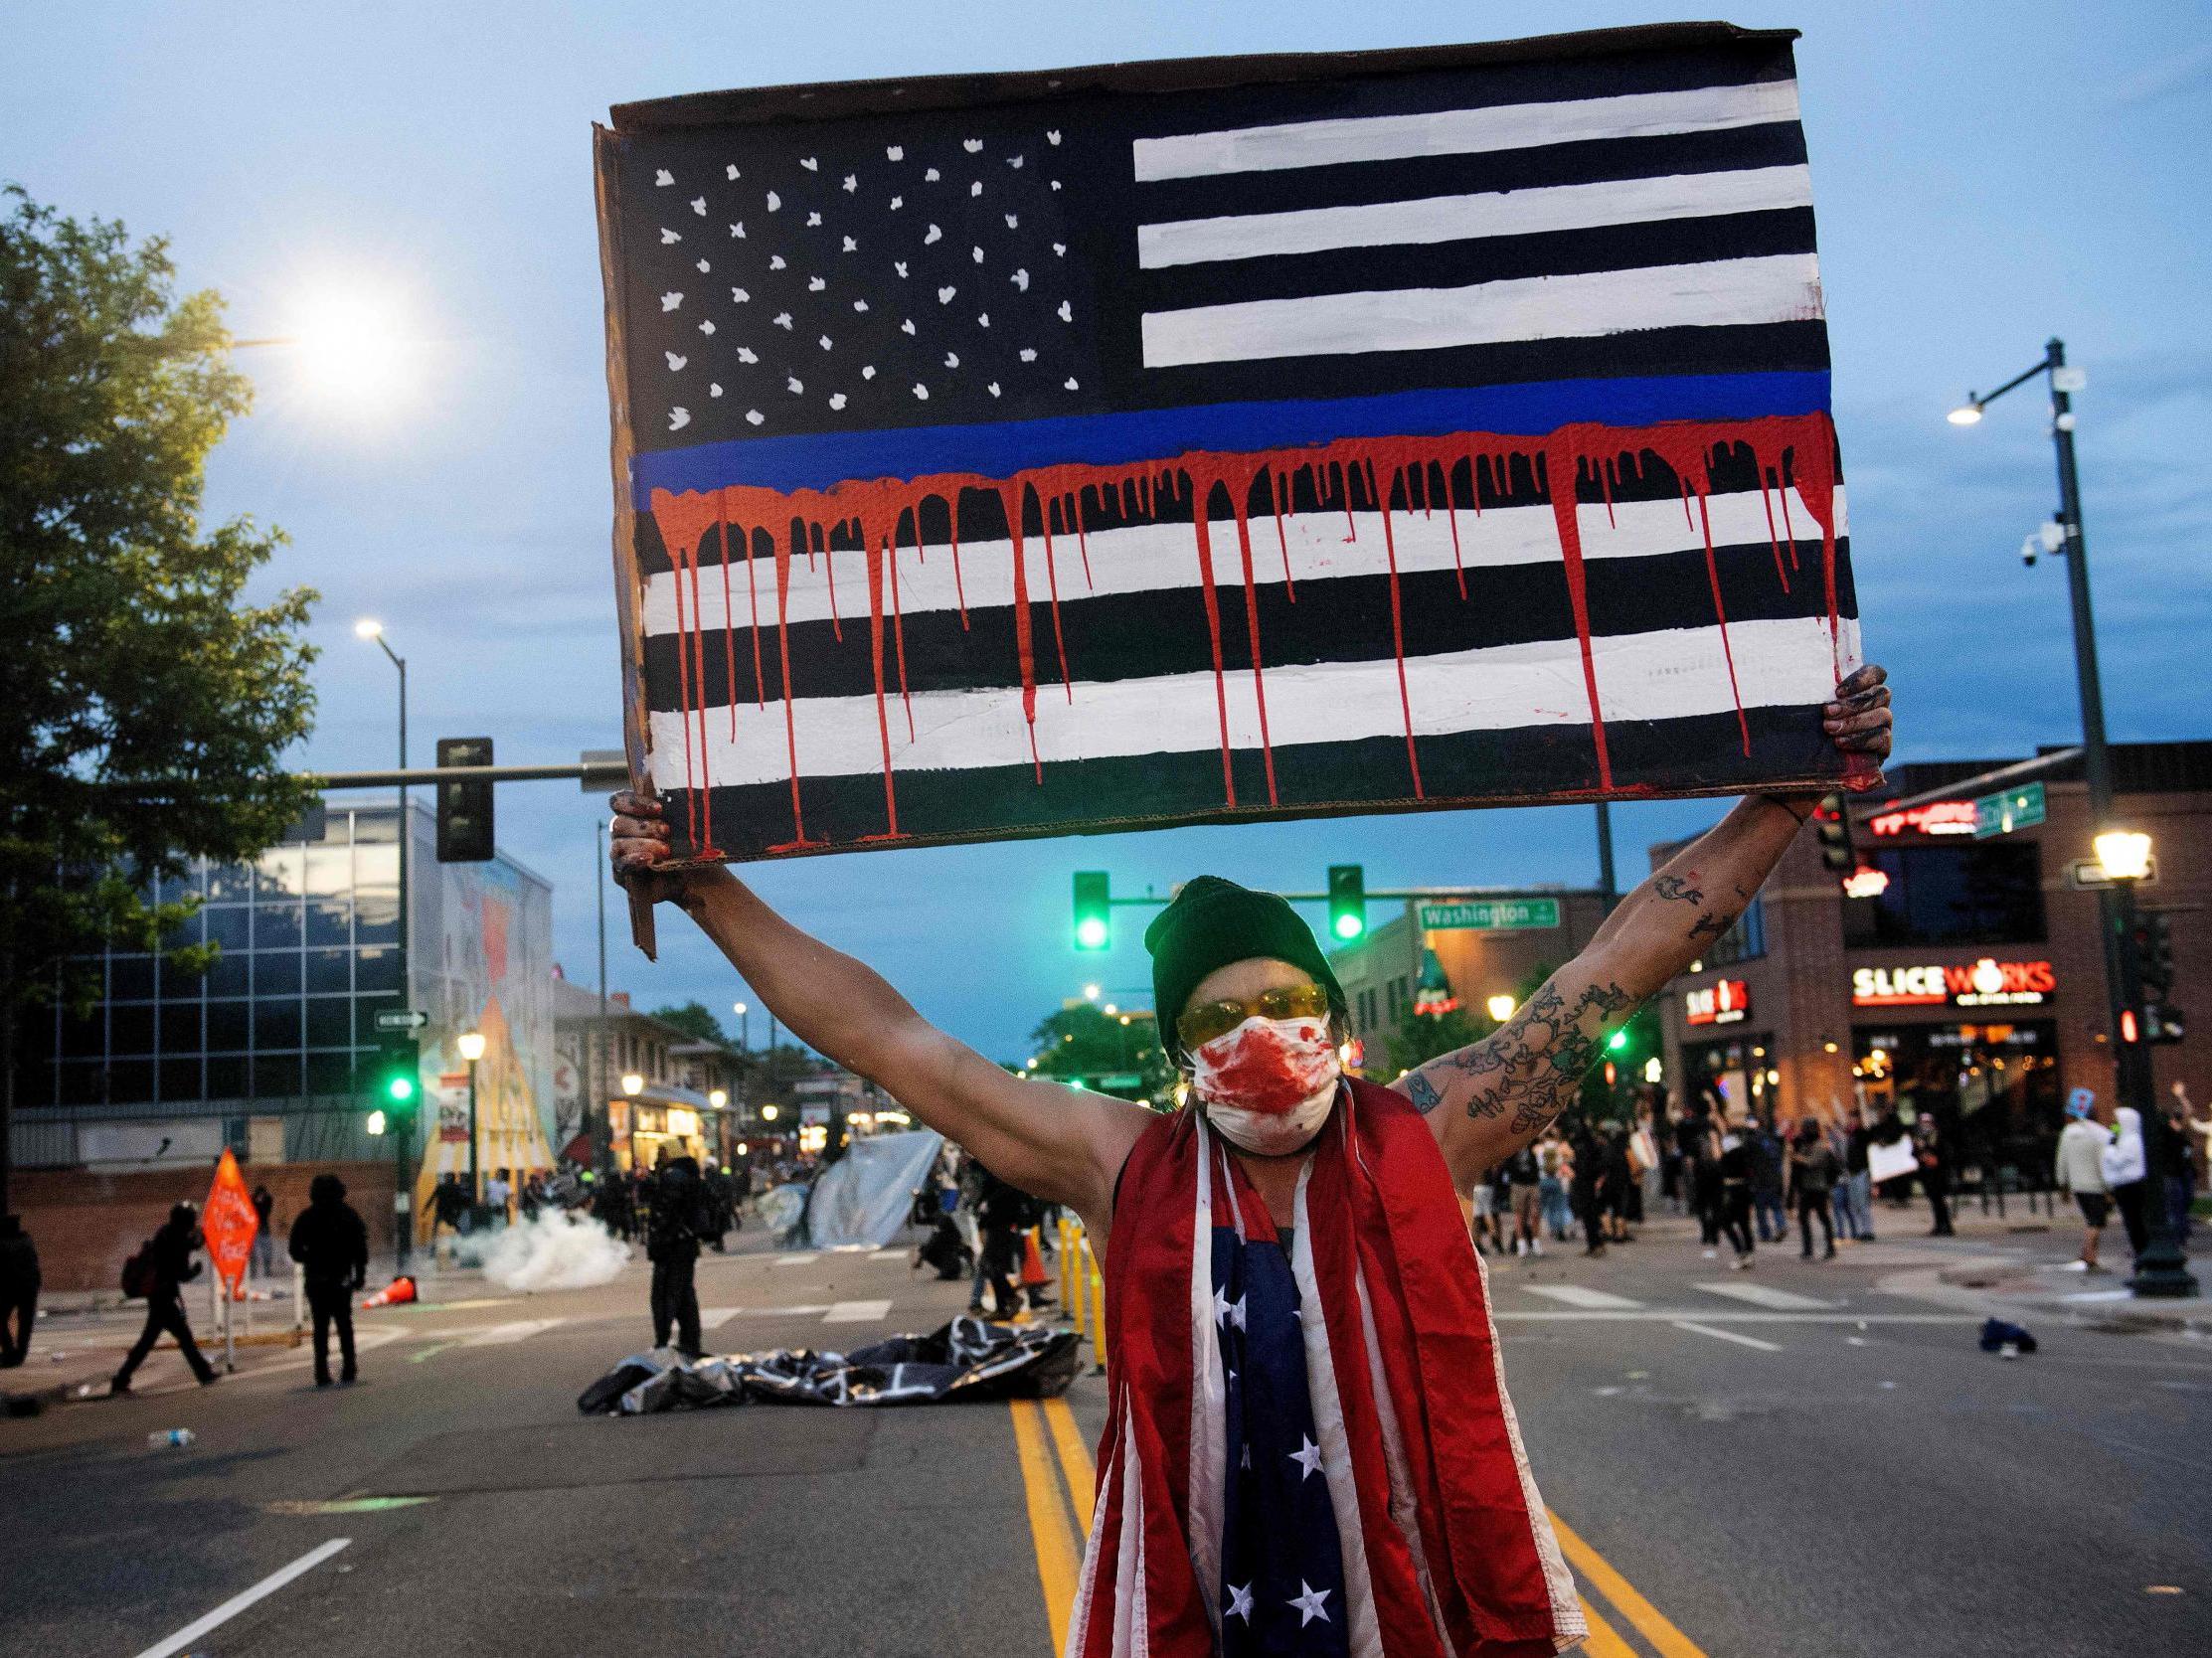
xmin=629 ymin=371 xmax=1829 ymax=503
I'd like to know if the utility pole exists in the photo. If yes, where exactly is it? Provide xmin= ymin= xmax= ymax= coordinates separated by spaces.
xmin=596 ymin=817 xmax=610 ymax=1169
xmin=1594 ymin=801 xmax=1619 ymax=912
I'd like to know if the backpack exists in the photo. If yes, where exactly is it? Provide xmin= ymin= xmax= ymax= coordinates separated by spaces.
xmin=119 ymin=1239 xmax=157 ymax=1299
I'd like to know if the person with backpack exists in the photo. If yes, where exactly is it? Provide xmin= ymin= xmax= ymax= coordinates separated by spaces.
xmin=645 ymin=1155 xmax=710 ymax=1356
xmin=1787 ymin=1118 xmax=1840 ymax=1259
xmin=0 ymin=1215 xmax=40 ymax=1367
xmin=288 ymin=1174 xmax=369 ymax=1387
xmin=112 ymin=1203 xmax=219 ymax=1394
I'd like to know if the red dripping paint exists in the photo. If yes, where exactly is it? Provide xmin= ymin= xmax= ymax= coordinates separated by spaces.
xmin=997 ymin=482 xmax=1044 ymax=781
xmin=1539 ymin=434 xmax=1613 ymax=792
xmin=1186 ymin=473 xmax=1238 ymax=807
xmin=1038 ymin=492 xmax=1074 ymax=703
xmin=1364 ymin=457 xmax=1425 ymax=798
xmin=742 ymin=522 xmax=766 ymax=709
xmin=1270 ymin=468 xmax=1297 ymax=602
xmin=769 ymin=522 xmax=811 ymax=847
xmin=716 ymin=493 xmax=739 ymax=742
xmin=1222 ymin=462 xmax=1278 ymax=805
xmin=888 ymin=523 xmax=914 ymax=742
xmin=1073 ymin=487 xmax=1094 ymax=590
xmin=1697 ymin=484 xmax=1750 ymax=756
xmin=1600 ymin=455 xmax=1617 ymax=529
xmin=1337 ymin=459 xmax=1356 ymax=541
xmin=945 ymin=494 xmax=969 ymax=630
xmin=1757 ymin=464 xmax=1790 ymax=591
xmin=862 ymin=537 xmax=901 ymax=838
xmin=1441 ymin=464 xmax=1467 ymax=601
xmin=820 ymin=528 xmax=841 ymax=643
xmin=667 ymin=513 xmax=700 ymax=847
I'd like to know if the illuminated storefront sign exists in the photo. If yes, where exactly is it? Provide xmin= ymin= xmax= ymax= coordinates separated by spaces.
xmin=1866 ymin=800 xmax=1978 ymax=837
xmin=1685 ymin=979 xmax=1752 ymax=1026
xmin=1851 ymin=958 xmax=2056 ymax=1008
xmin=1841 ymin=865 xmax=1891 ymax=899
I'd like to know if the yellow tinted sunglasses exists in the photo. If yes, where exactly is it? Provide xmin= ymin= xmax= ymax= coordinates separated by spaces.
xmin=1176 ymin=982 xmax=1332 ymax=1052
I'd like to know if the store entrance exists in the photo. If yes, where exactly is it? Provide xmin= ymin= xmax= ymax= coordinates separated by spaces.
xmin=1851 ymin=1021 xmax=2062 ymax=1183
xmin=1681 ymin=1031 xmax=1778 ymax=1124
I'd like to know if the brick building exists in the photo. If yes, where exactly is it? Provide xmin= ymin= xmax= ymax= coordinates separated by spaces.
xmin=1655 ymin=742 xmax=2210 ymax=1182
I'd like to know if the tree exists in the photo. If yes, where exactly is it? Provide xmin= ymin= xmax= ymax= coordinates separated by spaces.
xmin=1024 ymin=1003 xmax=1176 ymax=1107
xmin=648 ymin=1000 xmax=730 ymax=1045
xmin=1 ymin=187 xmax=318 ymax=1204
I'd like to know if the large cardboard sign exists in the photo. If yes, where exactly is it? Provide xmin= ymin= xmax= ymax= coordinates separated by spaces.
xmin=595 ymin=23 xmax=1863 ymax=863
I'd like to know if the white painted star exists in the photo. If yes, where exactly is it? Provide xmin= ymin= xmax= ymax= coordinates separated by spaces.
xmin=886 ymin=144 xmax=904 ymax=161
xmin=862 ymin=365 xmax=877 ymax=380
xmin=808 ymin=275 xmax=827 ymax=291
xmin=912 ymin=382 xmax=930 ymax=400
xmin=1288 ymin=1581 xmax=1332 ymax=1627
xmin=970 ymin=180 xmax=983 ymax=197
xmin=659 ymin=291 xmax=683 ymax=312
xmin=842 ymin=236 xmax=857 ymax=252
xmin=818 ymin=335 xmax=833 ymax=351
xmin=925 ymin=166 xmax=939 ymax=181
xmin=841 ymin=173 xmax=858 ymax=193
xmin=1047 ymin=129 xmax=1062 ymax=145
xmin=889 ymin=195 xmax=904 ymax=211
xmin=1225 ymin=1583 xmax=1254 ymax=1622
xmin=664 ymin=351 xmax=687 ymax=371
xmin=924 ymin=223 xmax=942 ymax=245
xmin=799 ymin=156 xmax=818 ymax=171
xmin=730 ymin=222 xmax=746 ymax=239
xmin=766 ymin=190 xmax=780 ymax=211
xmin=659 ymin=228 xmax=682 ymax=246
xmin=786 ymin=376 xmax=803 ymax=395
xmin=731 ymin=287 xmax=750 ymax=303
xmin=1058 ymin=299 xmax=1074 ymax=322
xmin=698 ymin=318 xmax=716 ymax=335
xmin=806 ymin=210 xmax=822 ymax=227
xmin=772 ymin=312 xmax=793 ymax=330
xmin=725 ymin=163 xmax=740 ymax=180
xmin=769 ymin=254 xmax=787 ymax=270
xmin=1287 ymin=1435 xmax=1322 ymax=1480
xmin=690 ymin=196 xmax=707 ymax=216
xmin=1011 ymin=267 xmax=1030 ymax=292
xmin=852 ymin=299 xmax=869 ymax=312
xmin=745 ymin=409 xmax=765 ymax=425
xmin=667 ymin=407 xmax=689 ymax=430
xmin=736 ymin=346 xmax=759 ymax=364
xmin=708 ymin=383 xmax=722 ymax=398
xmin=653 ymin=168 xmax=673 ymax=186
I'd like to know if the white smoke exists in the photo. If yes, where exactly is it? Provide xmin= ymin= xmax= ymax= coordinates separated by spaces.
xmin=477 ymin=1211 xmax=631 ymax=1292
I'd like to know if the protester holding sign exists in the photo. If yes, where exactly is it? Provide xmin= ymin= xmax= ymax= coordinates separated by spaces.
xmin=610 ymin=660 xmax=1888 ymax=1654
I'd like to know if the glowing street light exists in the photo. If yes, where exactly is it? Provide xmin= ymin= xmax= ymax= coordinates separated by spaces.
xmin=353 ymin=617 xmax=385 ymax=640
xmin=455 ymin=1031 xmax=486 ymax=1063
xmin=1084 ymin=983 xmax=1102 ymax=1001
xmin=621 ymin=1072 xmax=645 ymax=1095
xmin=1945 ymin=401 xmax=1984 ymax=426
xmin=2095 ymin=830 xmax=2154 ymax=883
xmin=761 ymin=1103 xmax=779 ymax=1121
xmin=1485 ymin=994 xmax=1517 ymax=1024
xmin=709 ymin=1088 xmax=728 ymax=1109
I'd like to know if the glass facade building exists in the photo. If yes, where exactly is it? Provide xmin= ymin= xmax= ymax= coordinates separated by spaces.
xmin=13 ymin=801 xmax=556 ymax=1178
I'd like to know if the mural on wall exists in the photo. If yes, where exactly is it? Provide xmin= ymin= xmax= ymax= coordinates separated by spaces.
xmin=408 ymin=826 xmax=557 ymax=1226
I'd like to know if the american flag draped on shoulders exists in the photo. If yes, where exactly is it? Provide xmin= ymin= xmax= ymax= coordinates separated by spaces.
xmin=596 ymin=22 xmax=1857 ymax=863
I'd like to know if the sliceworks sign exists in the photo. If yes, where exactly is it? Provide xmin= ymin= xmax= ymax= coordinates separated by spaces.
xmin=1851 ymin=958 xmax=2056 ymax=1009
xmin=1685 ymin=979 xmax=1752 ymax=1026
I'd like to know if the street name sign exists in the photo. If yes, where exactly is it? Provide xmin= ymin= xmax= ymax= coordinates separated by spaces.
xmin=376 ymin=1009 xmax=430 ymax=1032
xmin=1972 ymin=780 xmax=2045 ymax=839
xmin=1419 ymin=898 xmax=1562 ymax=931
xmin=2069 ymin=855 xmax=2157 ymax=891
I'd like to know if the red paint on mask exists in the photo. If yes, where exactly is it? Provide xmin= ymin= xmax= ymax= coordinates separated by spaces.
xmin=1193 ymin=1019 xmax=1339 ymax=1115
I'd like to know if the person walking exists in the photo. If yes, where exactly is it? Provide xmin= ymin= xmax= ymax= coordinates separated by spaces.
xmin=2054 ymin=1090 xmax=2111 ymax=1272
xmin=1688 ymin=1106 xmax=1726 ymax=1258
xmin=2100 ymin=1096 xmax=2151 ymax=1269
xmin=0 ymin=1216 xmax=40 ymax=1368
xmin=1504 ymin=1143 xmax=1544 ymax=1256
xmin=288 ymin=1174 xmax=368 ymax=1387
xmin=1786 ymin=1119 xmax=1839 ymax=1259
xmin=1828 ymin=1108 xmax=1874 ymax=1243
xmin=1566 ymin=1119 xmax=1608 ymax=1257
xmin=1750 ymin=1118 xmax=1787 ymax=1244
xmin=646 ymin=1155 xmax=709 ymax=1356
xmin=1604 ymin=1123 xmax=1635 ymax=1243
xmin=251 ymin=1182 xmax=276 ymax=1281
xmin=111 ymin=1203 xmax=219 ymax=1394
xmin=702 ymin=1160 xmax=736 ymax=1252
xmin=1717 ymin=1118 xmax=1758 ymax=1268
xmin=1535 ymin=1131 xmax=1571 ymax=1243
xmin=974 ymin=1163 xmax=1034 ymax=1320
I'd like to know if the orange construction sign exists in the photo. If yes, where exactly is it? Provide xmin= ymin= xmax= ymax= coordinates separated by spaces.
xmin=203 ymin=1148 xmax=260 ymax=1294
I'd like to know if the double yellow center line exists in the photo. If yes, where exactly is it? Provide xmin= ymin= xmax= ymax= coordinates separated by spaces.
xmin=1011 ymin=1398 xmax=1705 ymax=1657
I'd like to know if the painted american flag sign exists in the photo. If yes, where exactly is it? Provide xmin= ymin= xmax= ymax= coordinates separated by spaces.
xmin=594 ymin=23 xmax=1863 ymax=863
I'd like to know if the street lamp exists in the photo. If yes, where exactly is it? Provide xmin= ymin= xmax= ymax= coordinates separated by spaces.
xmin=457 ymin=1030 xmax=485 ymax=1201
xmin=621 ymin=1072 xmax=645 ymax=1095
xmin=2094 ymin=830 xmax=2154 ymax=884
xmin=356 ymin=618 xmax=414 ymax=1266
xmin=1486 ymin=994 xmax=1518 ymax=1024
xmin=1951 ymin=336 xmax=2193 ymax=1298
xmin=1084 ymin=983 xmax=1101 ymax=1002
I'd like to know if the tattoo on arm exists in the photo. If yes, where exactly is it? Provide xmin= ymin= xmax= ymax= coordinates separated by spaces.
xmin=1405 ymin=1071 xmax=1444 ymax=1114
xmin=1652 ymin=874 xmax=1704 ymax=906
xmin=1427 ymin=979 xmax=1640 ymax=1136
xmin=1688 ymin=910 xmax=1736 ymax=942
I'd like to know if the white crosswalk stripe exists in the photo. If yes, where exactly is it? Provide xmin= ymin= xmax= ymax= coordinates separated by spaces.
xmin=1523 ymin=1284 xmax=1644 ymax=1311
xmin=699 ymin=1306 xmax=743 ymax=1331
xmin=1671 ymin=1319 xmax=1783 ymax=1353
xmin=1694 ymin=1281 xmax=1837 ymax=1311
xmin=774 ymin=1252 xmax=821 ymax=1267
xmin=822 ymin=1299 xmax=893 ymax=1323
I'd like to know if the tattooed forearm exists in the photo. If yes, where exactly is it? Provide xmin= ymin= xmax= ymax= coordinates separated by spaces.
xmin=1651 ymin=874 xmax=1704 ymax=906
xmin=1430 ymin=979 xmax=1641 ymax=1135
xmin=1688 ymin=910 xmax=1736 ymax=942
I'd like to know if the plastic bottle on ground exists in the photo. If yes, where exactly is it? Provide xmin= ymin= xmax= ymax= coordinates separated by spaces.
xmin=148 ymin=1428 xmax=195 ymax=1448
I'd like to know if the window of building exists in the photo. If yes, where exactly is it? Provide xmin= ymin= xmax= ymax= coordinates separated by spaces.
xmin=1701 ymin=896 xmax=1767 ymax=966
xmin=1844 ymin=843 xmax=2045 ymax=948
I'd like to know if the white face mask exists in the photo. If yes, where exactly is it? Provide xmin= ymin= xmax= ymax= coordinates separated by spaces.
xmin=1189 ymin=1014 xmax=1342 ymax=1157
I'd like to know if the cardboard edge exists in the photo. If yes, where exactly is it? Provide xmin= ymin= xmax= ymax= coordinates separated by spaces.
xmin=607 ymin=22 xmax=1801 ymax=132
xmin=594 ymin=121 xmax=663 ymax=957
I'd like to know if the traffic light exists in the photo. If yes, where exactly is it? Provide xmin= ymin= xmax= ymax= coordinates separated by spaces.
xmin=1813 ymin=793 xmax=1853 ymax=873
xmin=436 ymin=736 xmax=495 ymax=862
xmin=1073 ymin=871 xmax=1110 ymax=951
xmin=2133 ymin=912 xmax=2175 ymax=1000
xmin=1606 ymin=1028 xmax=1629 ymax=1054
xmin=1328 ymin=864 xmax=1366 ymax=941
xmin=373 ymin=1035 xmax=419 ymax=1112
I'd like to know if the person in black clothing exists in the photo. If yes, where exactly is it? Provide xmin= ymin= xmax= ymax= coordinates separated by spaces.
xmin=1787 ymin=1119 xmax=1839 ymax=1259
xmin=646 ymin=1155 xmax=709 ymax=1356
xmin=702 ymin=1160 xmax=736 ymax=1252
xmin=251 ymin=1183 xmax=276 ymax=1280
xmin=112 ymin=1203 xmax=219 ymax=1393
xmin=1717 ymin=1121 xmax=1758 ymax=1267
xmin=288 ymin=1174 xmax=369 ymax=1386
xmin=1565 ymin=1122 xmax=1609 ymax=1257
xmin=974 ymin=1164 xmax=1034 ymax=1320
xmin=1916 ymin=1116 xmax=1955 ymax=1238
xmin=0 ymin=1215 xmax=40 ymax=1367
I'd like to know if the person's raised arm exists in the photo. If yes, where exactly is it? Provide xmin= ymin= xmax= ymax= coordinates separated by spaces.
xmin=608 ymin=796 xmax=1149 ymax=1225
xmin=1397 ymin=664 xmax=1892 ymax=1191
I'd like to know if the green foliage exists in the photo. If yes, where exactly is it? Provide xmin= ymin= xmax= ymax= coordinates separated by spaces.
xmin=0 ymin=185 xmax=317 ymax=1023
xmin=1025 ymin=1002 xmax=1176 ymax=1106
xmin=648 ymin=1000 xmax=730 ymax=1045
xmin=1385 ymin=959 xmax=1559 ymax=1077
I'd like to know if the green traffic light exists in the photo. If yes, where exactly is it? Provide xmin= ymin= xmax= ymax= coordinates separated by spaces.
xmin=386 ymin=1074 xmax=417 ymax=1103
xmin=1075 ymin=915 xmax=1109 ymax=950
xmin=1332 ymin=912 xmax=1365 ymax=940
xmin=1606 ymin=1029 xmax=1628 ymax=1052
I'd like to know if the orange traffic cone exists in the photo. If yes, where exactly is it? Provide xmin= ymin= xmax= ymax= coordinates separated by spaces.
xmin=1020 ymin=1229 xmax=1049 ymax=1289
xmin=361 ymin=1275 xmax=418 ymax=1308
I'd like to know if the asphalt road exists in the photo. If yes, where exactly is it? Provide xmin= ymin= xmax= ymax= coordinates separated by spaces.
xmin=3 ymin=1213 xmax=2207 ymax=1658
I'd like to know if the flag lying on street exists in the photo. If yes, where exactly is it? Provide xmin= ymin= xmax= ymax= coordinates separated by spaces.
xmin=595 ymin=22 xmax=1863 ymax=862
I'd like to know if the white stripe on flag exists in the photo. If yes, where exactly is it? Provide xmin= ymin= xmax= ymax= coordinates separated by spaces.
xmin=646 ymin=613 xmax=1859 ymax=791
xmin=640 ymin=484 xmax=1851 ymax=635
xmin=1137 ymin=164 xmax=1813 ymax=268
xmin=1131 ymin=80 xmax=1802 ymax=182
xmin=1140 ymin=252 xmax=1823 ymax=368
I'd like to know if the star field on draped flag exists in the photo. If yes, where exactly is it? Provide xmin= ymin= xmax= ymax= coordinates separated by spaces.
xmin=597 ymin=26 xmax=1864 ymax=863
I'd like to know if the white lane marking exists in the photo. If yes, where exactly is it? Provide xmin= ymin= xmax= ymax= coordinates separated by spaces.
xmin=1523 ymin=1284 xmax=1643 ymax=1311
xmin=822 ymin=1299 xmax=894 ymax=1323
xmin=1694 ymin=1280 xmax=1837 ymax=1311
xmin=699 ymin=1306 xmax=743 ymax=1330
xmin=131 ymin=1538 xmax=352 ymax=1658
xmin=460 ymin=1319 xmax=564 ymax=1347
xmin=1671 ymin=1319 xmax=1783 ymax=1353
xmin=774 ymin=1252 xmax=820 ymax=1267
xmin=870 ymin=1247 xmax=909 ymax=1261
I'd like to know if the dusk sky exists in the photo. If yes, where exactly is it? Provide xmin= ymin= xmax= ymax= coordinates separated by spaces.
xmin=8 ymin=2 xmax=2208 ymax=1063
